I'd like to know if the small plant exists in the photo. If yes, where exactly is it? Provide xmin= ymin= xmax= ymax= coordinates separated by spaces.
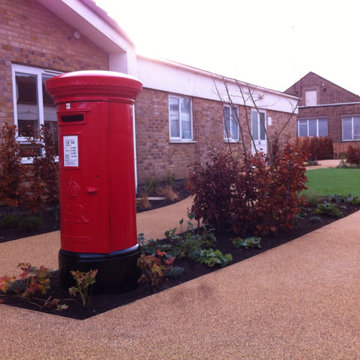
xmin=312 ymin=202 xmax=342 ymax=218
xmin=344 ymin=195 xmax=360 ymax=205
xmin=164 ymin=172 xmax=176 ymax=187
xmin=327 ymin=194 xmax=345 ymax=204
xmin=0 ymin=263 xmax=55 ymax=307
xmin=141 ymin=238 xmax=175 ymax=257
xmin=337 ymin=159 xmax=349 ymax=169
xmin=137 ymin=193 xmax=152 ymax=210
xmin=158 ymin=185 xmax=179 ymax=201
xmin=310 ymin=216 xmax=322 ymax=223
xmin=306 ymin=160 xmax=318 ymax=166
xmin=304 ymin=190 xmax=321 ymax=207
xmin=166 ymin=214 xmax=216 ymax=259
xmin=19 ymin=216 xmax=43 ymax=232
xmin=137 ymin=250 xmax=175 ymax=290
xmin=68 ymin=269 xmax=98 ymax=307
xmin=0 ymin=214 xmax=20 ymax=229
xmin=144 ymin=174 xmax=159 ymax=196
xmin=196 ymin=248 xmax=232 ymax=268
xmin=232 ymin=237 xmax=262 ymax=249
xmin=17 ymin=263 xmax=51 ymax=299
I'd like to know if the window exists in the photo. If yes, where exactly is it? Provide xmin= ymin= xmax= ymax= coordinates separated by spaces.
xmin=305 ymin=90 xmax=317 ymax=106
xmin=342 ymin=116 xmax=360 ymax=141
xmin=224 ymin=105 xmax=239 ymax=141
xmin=12 ymin=64 xmax=60 ymax=160
xmin=169 ymin=96 xmax=192 ymax=141
xmin=251 ymin=110 xmax=266 ymax=141
xmin=297 ymin=119 xmax=328 ymax=137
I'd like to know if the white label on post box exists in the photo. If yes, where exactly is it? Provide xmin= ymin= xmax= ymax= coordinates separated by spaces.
xmin=63 ymin=135 xmax=79 ymax=167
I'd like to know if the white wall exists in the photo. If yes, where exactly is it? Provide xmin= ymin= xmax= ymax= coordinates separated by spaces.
xmin=137 ymin=56 xmax=298 ymax=114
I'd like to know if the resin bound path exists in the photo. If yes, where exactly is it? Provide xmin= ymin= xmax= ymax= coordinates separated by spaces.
xmin=2 ymin=158 xmax=360 ymax=359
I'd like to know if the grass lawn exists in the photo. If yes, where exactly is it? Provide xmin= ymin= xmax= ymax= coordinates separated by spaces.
xmin=305 ymin=168 xmax=360 ymax=196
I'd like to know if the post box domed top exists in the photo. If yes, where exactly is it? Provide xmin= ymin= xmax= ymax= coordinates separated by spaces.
xmin=45 ymin=70 xmax=143 ymax=103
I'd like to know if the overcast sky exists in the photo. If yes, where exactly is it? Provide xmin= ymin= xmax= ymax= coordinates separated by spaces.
xmin=96 ymin=0 xmax=360 ymax=95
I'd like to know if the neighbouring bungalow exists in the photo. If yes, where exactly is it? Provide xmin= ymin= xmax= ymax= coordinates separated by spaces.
xmin=0 ymin=0 xmax=299 ymax=185
xmin=285 ymin=71 xmax=360 ymax=158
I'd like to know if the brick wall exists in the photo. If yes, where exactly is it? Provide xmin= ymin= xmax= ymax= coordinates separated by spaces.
xmin=298 ymin=104 xmax=360 ymax=143
xmin=286 ymin=72 xmax=360 ymax=106
xmin=0 ymin=0 xmax=109 ymax=127
xmin=333 ymin=141 xmax=360 ymax=159
xmin=135 ymin=88 xmax=296 ymax=184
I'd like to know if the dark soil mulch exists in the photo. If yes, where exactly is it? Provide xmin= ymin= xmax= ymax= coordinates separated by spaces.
xmin=0 ymin=210 xmax=60 ymax=244
xmin=136 ymin=179 xmax=190 ymax=213
xmin=1 ymin=201 xmax=359 ymax=320
xmin=0 ymin=180 xmax=190 ymax=244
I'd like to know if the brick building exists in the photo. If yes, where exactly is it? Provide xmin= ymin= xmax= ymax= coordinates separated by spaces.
xmin=285 ymin=72 xmax=360 ymax=158
xmin=1 ymin=0 xmax=298 ymax=186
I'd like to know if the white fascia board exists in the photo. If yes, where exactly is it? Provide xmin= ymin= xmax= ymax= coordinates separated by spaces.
xmin=137 ymin=56 xmax=298 ymax=114
xmin=37 ymin=0 xmax=137 ymax=75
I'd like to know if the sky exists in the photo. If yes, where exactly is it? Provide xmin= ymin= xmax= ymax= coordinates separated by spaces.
xmin=96 ymin=0 xmax=360 ymax=95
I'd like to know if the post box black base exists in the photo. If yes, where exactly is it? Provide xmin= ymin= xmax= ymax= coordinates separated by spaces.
xmin=59 ymin=245 xmax=141 ymax=293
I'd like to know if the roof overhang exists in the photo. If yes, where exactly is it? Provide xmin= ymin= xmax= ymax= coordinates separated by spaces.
xmin=37 ymin=0 xmax=136 ymax=73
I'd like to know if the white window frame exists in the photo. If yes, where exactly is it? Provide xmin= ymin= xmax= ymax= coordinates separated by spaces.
xmin=251 ymin=109 xmax=267 ymax=141
xmin=342 ymin=116 xmax=360 ymax=141
xmin=11 ymin=64 xmax=60 ymax=163
xmin=297 ymin=118 xmax=328 ymax=137
xmin=168 ymin=95 xmax=193 ymax=142
xmin=223 ymin=104 xmax=240 ymax=142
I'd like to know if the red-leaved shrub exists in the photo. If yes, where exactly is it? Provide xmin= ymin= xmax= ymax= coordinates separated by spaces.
xmin=0 ymin=124 xmax=26 ymax=207
xmin=24 ymin=125 xmax=59 ymax=213
xmin=187 ymin=142 xmax=307 ymax=237
xmin=346 ymin=145 xmax=360 ymax=165
xmin=298 ymin=136 xmax=333 ymax=160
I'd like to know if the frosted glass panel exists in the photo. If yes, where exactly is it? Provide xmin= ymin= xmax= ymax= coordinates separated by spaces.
xmin=342 ymin=118 xmax=352 ymax=141
xmin=308 ymin=120 xmax=317 ymax=137
xmin=181 ymin=98 xmax=191 ymax=139
xmin=318 ymin=119 xmax=328 ymax=137
xmin=354 ymin=117 xmax=360 ymax=140
xmin=169 ymin=97 xmax=180 ymax=138
xmin=252 ymin=111 xmax=259 ymax=140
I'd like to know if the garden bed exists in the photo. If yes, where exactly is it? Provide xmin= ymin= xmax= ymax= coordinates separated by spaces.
xmin=0 ymin=180 xmax=190 ymax=244
xmin=1 ymin=198 xmax=359 ymax=320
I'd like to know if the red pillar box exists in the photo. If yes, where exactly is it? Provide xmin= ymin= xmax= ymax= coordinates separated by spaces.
xmin=46 ymin=70 xmax=142 ymax=290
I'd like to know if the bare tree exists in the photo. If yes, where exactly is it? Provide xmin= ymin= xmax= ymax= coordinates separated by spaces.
xmin=211 ymin=74 xmax=300 ymax=164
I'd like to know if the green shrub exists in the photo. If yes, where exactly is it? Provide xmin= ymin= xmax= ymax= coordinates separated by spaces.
xmin=0 ymin=214 xmax=20 ymax=229
xmin=19 ymin=216 xmax=43 ymax=232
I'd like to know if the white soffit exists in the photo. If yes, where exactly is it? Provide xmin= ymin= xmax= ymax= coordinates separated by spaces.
xmin=37 ymin=0 xmax=133 ymax=54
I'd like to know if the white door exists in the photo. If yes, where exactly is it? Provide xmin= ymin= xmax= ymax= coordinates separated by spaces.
xmin=251 ymin=110 xmax=267 ymax=154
